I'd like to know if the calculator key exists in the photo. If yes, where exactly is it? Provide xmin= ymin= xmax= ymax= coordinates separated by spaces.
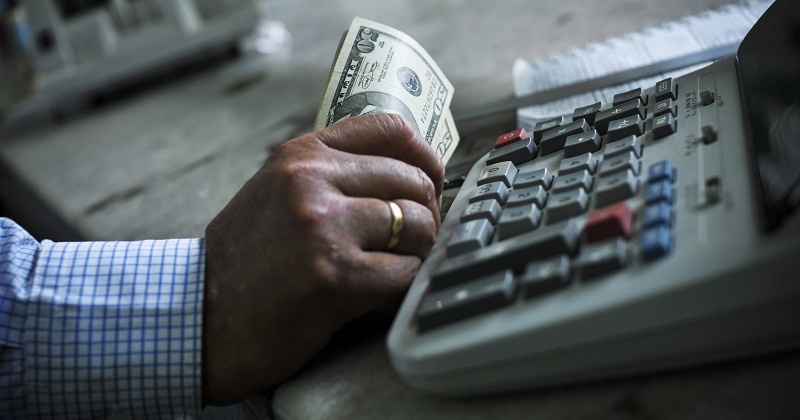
xmin=643 ymin=202 xmax=671 ymax=228
xmin=495 ymin=128 xmax=529 ymax=148
xmin=478 ymin=161 xmax=518 ymax=187
xmin=603 ymin=135 xmax=642 ymax=158
xmin=521 ymin=255 xmax=571 ymax=299
xmin=578 ymin=237 xmax=629 ymax=280
xmin=532 ymin=116 xmax=567 ymax=143
xmin=584 ymin=201 xmax=633 ymax=243
xmin=599 ymin=151 xmax=640 ymax=177
xmin=446 ymin=218 xmax=494 ymax=257
xmin=417 ymin=270 xmax=516 ymax=332
xmin=486 ymin=136 xmax=538 ymax=165
xmin=700 ymin=88 xmax=716 ymax=106
xmin=653 ymin=97 xmax=677 ymax=118
xmin=559 ymin=152 xmax=598 ymax=175
xmin=613 ymin=87 xmax=647 ymax=106
xmin=470 ymin=181 xmax=510 ymax=204
xmin=461 ymin=199 xmax=503 ymax=224
xmin=546 ymin=188 xmax=590 ymax=224
xmin=640 ymin=225 xmax=672 ymax=261
xmin=606 ymin=114 xmax=645 ymax=142
xmin=648 ymin=160 xmax=674 ymax=183
xmin=654 ymin=77 xmax=677 ymax=102
xmin=645 ymin=180 xmax=673 ymax=205
xmin=506 ymin=185 xmax=548 ymax=208
xmin=564 ymin=129 xmax=602 ymax=158
xmin=572 ymin=102 xmax=602 ymax=125
xmin=498 ymin=203 xmax=542 ymax=240
xmin=540 ymin=119 xmax=590 ymax=156
xmin=594 ymin=99 xmax=646 ymax=134
xmin=595 ymin=169 xmax=638 ymax=208
xmin=701 ymin=124 xmax=718 ymax=144
xmin=514 ymin=168 xmax=554 ymax=190
xmin=652 ymin=112 xmax=677 ymax=139
xmin=431 ymin=219 xmax=581 ymax=290
xmin=552 ymin=170 xmax=593 ymax=193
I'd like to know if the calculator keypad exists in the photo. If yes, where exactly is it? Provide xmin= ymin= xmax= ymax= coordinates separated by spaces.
xmin=419 ymin=78 xmax=682 ymax=331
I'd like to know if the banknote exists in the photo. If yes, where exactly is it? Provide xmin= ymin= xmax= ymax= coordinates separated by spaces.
xmin=315 ymin=17 xmax=460 ymax=164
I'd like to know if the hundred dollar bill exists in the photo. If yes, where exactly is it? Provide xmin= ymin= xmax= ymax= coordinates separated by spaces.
xmin=315 ymin=17 xmax=460 ymax=164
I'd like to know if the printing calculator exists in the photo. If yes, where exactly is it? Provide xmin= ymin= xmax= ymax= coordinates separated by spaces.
xmin=387 ymin=0 xmax=800 ymax=395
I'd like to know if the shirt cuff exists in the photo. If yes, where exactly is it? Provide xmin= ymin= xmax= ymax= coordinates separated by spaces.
xmin=25 ymin=238 xmax=205 ymax=419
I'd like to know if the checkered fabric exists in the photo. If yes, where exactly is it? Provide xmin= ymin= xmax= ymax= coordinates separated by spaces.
xmin=0 ymin=218 xmax=204 ymax=419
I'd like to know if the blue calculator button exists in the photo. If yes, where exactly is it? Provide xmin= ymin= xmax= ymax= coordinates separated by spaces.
xmin=643 ymin=202 xmax=671 ymax=227
xmin=645 ymin=180 xmax=673 ymax=204
xmin=641 ymin=225 xmax=672 ymax=261
xmin=648 ymin=160 xmax=674 ymax=183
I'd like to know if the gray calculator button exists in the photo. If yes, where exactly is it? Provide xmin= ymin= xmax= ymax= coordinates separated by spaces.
xmin=470 ymin=181 xmax=510 ymax=204
xmin=521 ymin=255 xmax=571 ymax=299
xmin=478 ymin=161 xmax=518 ymax=187
xmin=653 ymin=97 xmax=677 ymax=118
xmin=607 ymin=114 xmax=645 ymax=142
xmin=497 ymin=203 xmax=542 ymax=240
xmin=540 ymin=118 xmax=591 ymax=156
xmin=460 ymin=199 xmax=503 ymax=224
xmin=564 ymin=129 xmax=602 ymax=158
xmin=559 ymin=152 xmax=598 ymax=175
xmin=486 ymin=137 xmax=538 ymax=166
xmin=652 ymin=112 xmax=678 ymax=139
xmin=613 ymin=87 xmax=647 ymax=106
xmin=514 ymin=168 xmax=554 ymax=190
xmin=431 ymin=219 xmax=581 ymax=290
xmin=417 ymin=270 xmax=516 ymax=332
xmin=604 ymin=135 xmax=642 ymax=158
xmin=578 ymin=237 xmax=629 ymax=280
xmin=532 ymin=116 xmax=567 ymax=143
xmin=552 ymin=170 xmax=593 ymax=193
xmin=572 ymin=102 xmax=601 ymax=125
xmin=506 ymin=185 xmax=547 ymax=208
xmin=594 ymin=99 xmax=646 ymax=134
xmin=546 ymin=188 xmax=589 ymax=224
xmin=446 ymin=219 xmax=494 ymax=257
xmin=595 ymin=170 xmax=639 ymax=208
xmin=654 ymin=77 xmax=677 ymax=102
xmin=599 ymin=151 xmax=640 ymax=177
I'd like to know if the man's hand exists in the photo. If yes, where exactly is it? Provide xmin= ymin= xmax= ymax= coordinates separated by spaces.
xmin=202 ymin=113 xmax=445 ymax=405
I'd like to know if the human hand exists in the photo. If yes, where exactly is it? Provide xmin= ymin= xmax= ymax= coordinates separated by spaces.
xmin=202 ymin=113 xmax=445 ymax=405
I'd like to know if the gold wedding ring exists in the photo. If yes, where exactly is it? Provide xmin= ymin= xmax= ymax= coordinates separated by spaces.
xmin=385 ymin=200 xmax=404 ymax=251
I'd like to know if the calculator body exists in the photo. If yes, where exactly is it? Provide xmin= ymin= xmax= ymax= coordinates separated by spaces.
xmin=386 ymin=0 xmax=800 ymax=395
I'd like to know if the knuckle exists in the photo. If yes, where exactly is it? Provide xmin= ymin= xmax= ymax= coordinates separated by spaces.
xmin=414 ymin=167 xmax=437 ymax=202
xmin=307 ymin=243 xmax=361 ymax=306
xmin=292 ymin=194 xmax=344 ymax=233
xmin=373 ymin=113 xmax=418 ymax=148
xmin=433 ymin=158 xmax=446 ymax=184
xmin=419 ymin=212 xmax=438 ymax=252
xmin=281 ymin=157 xmax=322 ymax=183
xmin=309 ymin=251 xmax=341 ymax=289
xmin=386 ymin=113 xmax=417 ymax=140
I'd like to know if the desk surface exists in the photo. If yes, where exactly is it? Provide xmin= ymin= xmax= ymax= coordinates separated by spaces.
xmin=2 ymin=0 xmax=799 ymax=418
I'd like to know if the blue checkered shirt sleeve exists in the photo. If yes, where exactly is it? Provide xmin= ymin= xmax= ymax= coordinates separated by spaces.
xmin=0 ymin=217 xmax=204 ymax=419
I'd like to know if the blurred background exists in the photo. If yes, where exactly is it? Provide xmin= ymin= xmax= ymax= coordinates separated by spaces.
xmin=0 ymin=0 xmax=742 ymax=242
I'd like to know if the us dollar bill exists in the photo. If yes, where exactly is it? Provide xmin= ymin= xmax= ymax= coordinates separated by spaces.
xmin=315 ymin=17 xmax=460 ymax=164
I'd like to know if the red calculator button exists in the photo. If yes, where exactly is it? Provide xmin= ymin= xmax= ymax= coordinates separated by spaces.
xmin=585 ymin=202 xmax=633 ymax=243
xmin=495 ymin=128 xmax=529 ymax=148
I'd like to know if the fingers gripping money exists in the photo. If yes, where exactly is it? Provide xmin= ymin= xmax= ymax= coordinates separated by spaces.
xmin=316 ymin=17 xmax=460 ymax=164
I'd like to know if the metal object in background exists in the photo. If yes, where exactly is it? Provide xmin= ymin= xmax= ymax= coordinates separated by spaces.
xmin=2 ymin=0 xmax=262 ymax=124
